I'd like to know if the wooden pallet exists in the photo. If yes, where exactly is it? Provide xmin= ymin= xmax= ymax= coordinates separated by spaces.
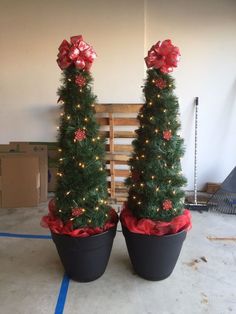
xmin=95 ymin=104 xmax=142 ymax=204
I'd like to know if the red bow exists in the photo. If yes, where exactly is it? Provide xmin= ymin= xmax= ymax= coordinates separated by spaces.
xmin=57 ymin=35 xmax=97 ymax=71
xmin=145 ymin=39 xmax=180 ymax=73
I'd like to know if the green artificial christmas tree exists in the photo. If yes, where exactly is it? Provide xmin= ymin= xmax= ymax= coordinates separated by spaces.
xmin=42 ymin=36 xmax=117 ymax=235
xmin=125 ymin=39 xmax=189 ymax=226
xmin=55 ymin=36 xmax=111 ymax=229
xmin=120 ymin=39 xmax=191 ymax=281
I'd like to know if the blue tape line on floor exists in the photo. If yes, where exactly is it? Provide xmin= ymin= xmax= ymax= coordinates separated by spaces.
xmin=55 ymin=274 xmax=70 ymax=314
xmin=0 ymin=232 xmax=51 ymax=239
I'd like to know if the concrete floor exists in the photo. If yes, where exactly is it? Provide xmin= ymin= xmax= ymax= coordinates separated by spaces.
xmin=0 ymin=201 xmax=236 ymax=314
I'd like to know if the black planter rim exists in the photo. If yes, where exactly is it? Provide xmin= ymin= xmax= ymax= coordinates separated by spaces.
xmin=122 ymin=224 xmax=187 ymax=239
xmin=51 ymin=224 xmax=117 ymax=241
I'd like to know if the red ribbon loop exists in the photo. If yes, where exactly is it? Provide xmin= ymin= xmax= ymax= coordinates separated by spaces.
xmin=57 ymin=35 xmax=97 ymax=71
xmin=145 ymin=39 xmax=180 ymax=73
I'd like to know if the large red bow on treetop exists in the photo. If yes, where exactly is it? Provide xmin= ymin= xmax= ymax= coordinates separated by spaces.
xmin=57 ymin=35 xmax=97 ymax=71
xmin=145 ymin=39 xmax=180 ymax=73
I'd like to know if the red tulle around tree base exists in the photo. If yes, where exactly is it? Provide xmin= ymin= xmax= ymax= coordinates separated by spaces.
xmin=41 ymin=199 xmax=118 ymax=238
xmin=120 ymin=204 xmax=192 ymax=236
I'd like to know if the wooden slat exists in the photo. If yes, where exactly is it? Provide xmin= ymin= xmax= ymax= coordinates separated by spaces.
xmin=95 ymin=104 xmax=142 ymax=113
xmin=105 ymin=145 xmax=133 ymax=153
xmin=99 ymin=131 xmax=135 ymax=139
xmin=115 ymin=170 xmax=130 ymax=177
xmin=97 ymin=117 xmax=109 ymax=125
xmin=113 ymin=118 xmax=138 ymax=126
xmin=114 ymin=145 xmax=133 ymax=152
xmin=105 ymin=154 xmax=130 ymax=162
xmin=115 ymin=182 xmax=126 ymax=188
xmin=114 ymin=131 xmax=136 ymax=138
xmin=97 ymin=117 xmax=138 ymax=126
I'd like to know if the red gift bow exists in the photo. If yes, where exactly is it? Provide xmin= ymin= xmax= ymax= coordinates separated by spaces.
xmin=57 ymin=35 xmax=97 ymax=71
xmin=145 ymin=39 xmax=180 ymax=73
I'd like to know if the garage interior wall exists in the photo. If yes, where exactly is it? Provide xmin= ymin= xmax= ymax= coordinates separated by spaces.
xmin=1 ymin=0 xmax=236 ymax=190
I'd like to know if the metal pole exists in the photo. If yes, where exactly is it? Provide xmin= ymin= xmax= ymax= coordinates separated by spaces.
xmin=194 ymin=97 xmax=199 ymax=204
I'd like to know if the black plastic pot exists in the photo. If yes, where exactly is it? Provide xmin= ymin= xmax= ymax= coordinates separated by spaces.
xmin=122 ymin=225 xmax=187 ymax=281
xmin=51 ymin=226 xmax=117 ymax=282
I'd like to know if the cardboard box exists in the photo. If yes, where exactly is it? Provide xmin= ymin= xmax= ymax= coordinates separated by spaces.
xmin=10 ymin=142 xmax=48 ymax=202
xmin=0 ymin=154 xmax=40 ymax=208
xmin=205 ymin=182 xmax=221 ymax=194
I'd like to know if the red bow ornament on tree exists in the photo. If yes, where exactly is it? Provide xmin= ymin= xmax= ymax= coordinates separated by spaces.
xmin=145 ymin=39 xmax=180 ymax=73
xmin=57 ymin=35 xmax=97 ymax=71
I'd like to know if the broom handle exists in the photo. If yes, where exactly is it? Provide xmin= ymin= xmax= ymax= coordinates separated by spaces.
xmin=194 ymin=97 xmax=199 ymax=204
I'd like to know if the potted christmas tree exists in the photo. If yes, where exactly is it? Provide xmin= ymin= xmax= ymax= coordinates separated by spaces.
xmin=120 ymin=39 xmax=192 ymax=281
xmin=41 ymin=35 xmax=118 ymax=282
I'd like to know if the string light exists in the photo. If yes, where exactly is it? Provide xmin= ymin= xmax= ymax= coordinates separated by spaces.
xmin=56 ymin=126 xmax=60 ymax=130
xmin=155 ymin=129 xmax=159 ymax=133
xmin=70 ymin=217 xmax=74 ymax=221
xmin=151 ymin=175 xmax=155 ymax=179
xmin=140 ymin=183 xmax=144 ymax=187
xmin=96 ymin=188 xmax=99 ymax=191
xmin=141 ymin=154 xmax=145 ymax=158
xmin=60 ymin=113 xmax=64 ymax=116
xmin=59 ymin=158 xmax=63 ymax=162
xmin=156 ymin=187 xmax=159 ymax=191
xmin=58 ymin=148 xmax=62 ymax=152
xmin=92 ymin=138 xmax=95 ymax=142
xmin=145 ymin=140 xmax=149 ymax=144
xmin=157 ymin=94 xmax=161 ymax=98
xmin=57 ymin=172 xmax=63 ymax=177
xmin=67 ymin=115 xmax=71 ymax=120
xmin=157 ymin=155 xmax=161 ymax=159
xmin=138 ymin=201 xmax=141 ymax=205
xmin=105 ymin=214 xmax=108 ymax=218
xmin=149 ymin=101 xmax=153 ymax=106
xmin=163 ymin=109 xmax=167 ymax=113
xmin=150 ymin=116 xmax=153 ymax=121
xmin=97 ymin=136 xmax=100 ymax=140
xmin=88 ymin=219 xmax=92 ymax=223
xmin=156 ymin=208 xmax=160 ymax=212
xmin=169 ymin=84 xmax=172 ymax=87
xmin=168 ymin=179 xmax=172 ymax=183
xmin=133 ymin=196 xmax=136 ymax=199
xmin=95 ymin=207 xmax=99 ymax=210
xmin=100 ymin=167 xmax=103 ymax=171
xmin=83 ymin=197 xmax=86 ymax=201
xmin=173 ymin=190 xmax=176 ymax=195
xmin=68 ymin=78 xmax=72 ymax=82
xmin=59 ymin=210 xmax=62 ymax=213
xmin=66 ymin=191 xmax=71 ymax=195
xmin=91 ymin=104 xmax=95 ymax=107
xmin=95 ymin=156 xmax=99 ymax=160
xmin=77 ymin=104 xmax=81 ymax=108
xmin=84 ymin=117 xmax=88 ymax=122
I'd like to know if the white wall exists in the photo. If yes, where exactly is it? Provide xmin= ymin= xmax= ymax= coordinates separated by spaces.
xmin=1 ymin=0 xmax=236 ymax=190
